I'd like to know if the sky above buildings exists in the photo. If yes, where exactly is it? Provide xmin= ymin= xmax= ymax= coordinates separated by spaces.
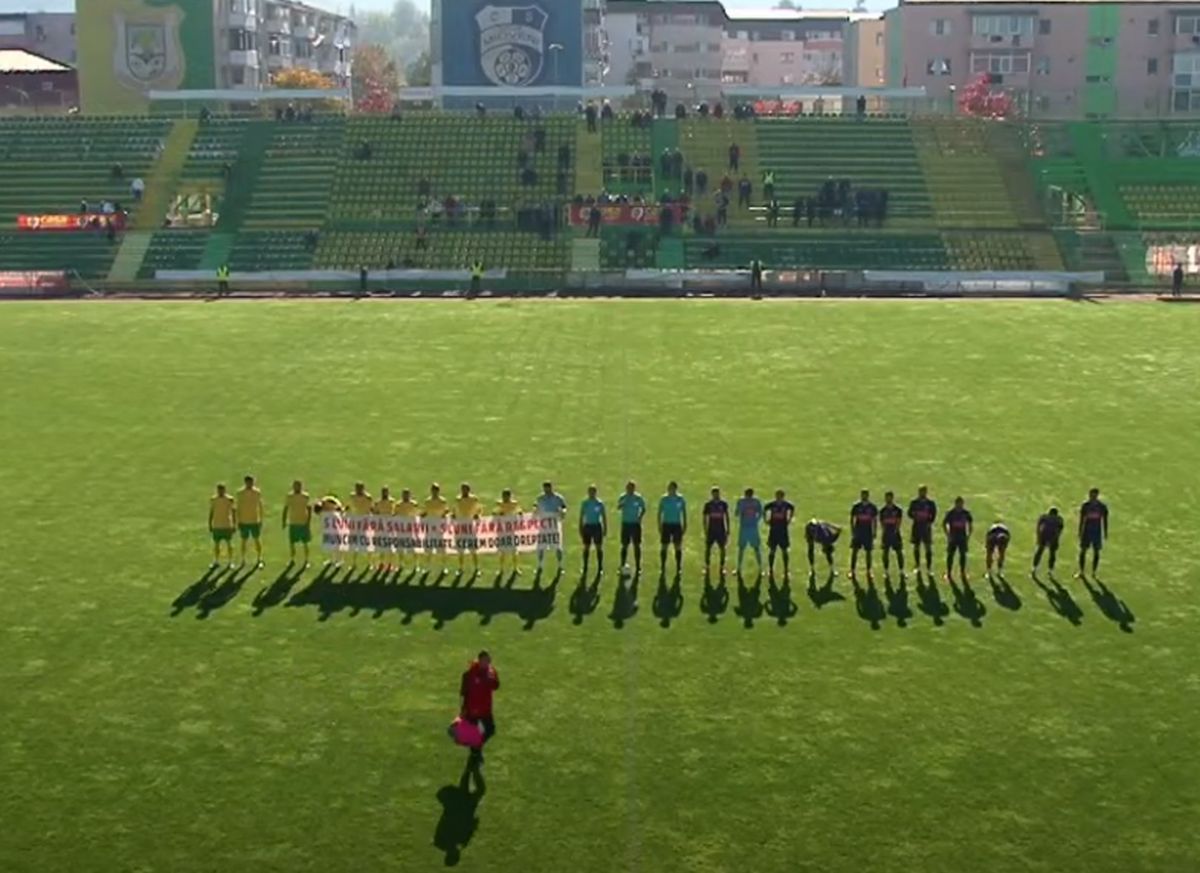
xmin=14 ymin=0 xmax=894 ymax=16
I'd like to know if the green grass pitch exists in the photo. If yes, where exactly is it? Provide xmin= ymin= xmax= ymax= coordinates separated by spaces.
xmin=2 ymin=299 xmax=1198 ymax=873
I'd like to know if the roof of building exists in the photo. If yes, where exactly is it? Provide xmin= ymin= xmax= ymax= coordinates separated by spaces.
xmin=0 ymin=48 xmax=72 ymax=74
xmin=902 ymin=0 xmax=1200 ymax=4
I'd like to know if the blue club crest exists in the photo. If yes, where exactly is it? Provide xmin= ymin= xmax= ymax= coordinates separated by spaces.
xmin=475 ymin=5 xmax=548 ymax=87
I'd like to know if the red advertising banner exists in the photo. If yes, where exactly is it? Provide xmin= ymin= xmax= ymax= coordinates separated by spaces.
xmin=16 ymin=213 xmax=126 ymax=232
xmin=569 ymin=203 xmax=686 ymax=227
xmin=0 ymin=271 xmax=68 ymax=295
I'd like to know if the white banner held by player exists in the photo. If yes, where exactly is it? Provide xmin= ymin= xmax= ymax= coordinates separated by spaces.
xmin=319 ymin=513 xmax=562 ymax=554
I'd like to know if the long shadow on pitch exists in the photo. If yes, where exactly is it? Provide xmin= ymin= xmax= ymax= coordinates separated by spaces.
xmin=569 ymin=573 xmax=602 ymax=625
xmin=884 ymin=575 xmax=913 ymax=628
xmin=196 ymin=565 xmax=260 ymax=619
xmin=806 ymin=572 xmax=845 ymax=609
xmin=852 ymin=575 xmax=886 ymax=630
xmin=915 ymin=575 xmax=950 ymax=627
xmin=1082 ymin=577 xmax=1135 ymax=633
xmin=285 ymin=566 xmax=560 ymax=629
xmin=734 ymin=574 xmax=764 ymax=628
xmin=699 ymin=574 xmax=729 ymax=623
xmin=609 ymin=573 xmax=640 ymax=628
xmin=251 ymin=564 xmax=307 ymax=616
xmin=433 ymin=759 xmax=486 ymax=867
xmin=652 ymin=574 xmax=684 ymax=628
xmin=765 ymin=577 xmax=798 ymax=626
xmin=170 ymin=566 xmax=223 ymax=616
xmin=949 ymin=579 xmax=986 ymax=628
xmin=988 ymin=574 xmax=1022 ymax=611
xmin=1033 ymin=573 xmax=1083 ymax=626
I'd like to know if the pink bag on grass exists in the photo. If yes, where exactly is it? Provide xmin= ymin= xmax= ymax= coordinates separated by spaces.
xmin=448 ymin=717 xmax=483 ymax=749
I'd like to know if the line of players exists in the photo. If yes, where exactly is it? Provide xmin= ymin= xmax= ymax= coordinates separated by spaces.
xmin=208 ymin=476 xmax=1111 ymax=583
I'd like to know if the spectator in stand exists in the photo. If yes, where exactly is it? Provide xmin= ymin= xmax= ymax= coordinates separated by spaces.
xmin=444 ymin=195 xmax=458 ymax=226
xmin=475 ymin=102 xmax=486 ymax=117
xmin=285 ymin=101 xmax=296 ymax=121
xmin=713 ymin=103 xmax=724 ymax=119
xmin=430 ymin=198 xmax=445 ymax=224
xmin=675 ymin=103 xmax=687 ymax=119
xmin=728 ymin=143 xmax=740 ymax=171
xmin=131 ymin=177 xmax=145 ymax=202
xmin=683 ymin=167 xmax=694 ymax=196
xmin=767 ymin=198 xmax=780 ymax=228
xmin=695 ymin=169 xmax=708 ymax=195
xmin=416 ymin=225 xmax=428 ymax=250
xmin=585 ymin=102 xmax=597 ymax=133
xmin=79 ymin=199 xmax=88 ymax=214
xmin=111 ymin=162 xmax=124 ymax=181
xmin=856 ymin=94 xmax=867 ymax=118
xmin=698 ymin=102 xmax=709 ymax=118
xmin=1173 ymin=262 xmax=1184 ymax=297
xmin=601 ymin=101 xmax=614 ymax=122
xmin=763 ymin=169 xmax=776 ymax=202
xmin=792 ymin=196 xmax=804 ymax=227
xmin=738 ymin=176 xmax=752 ymax=209
xmin=514 ymin=105 xmax=526 ymax=121
xmin=716 ymin=190 xmax=729 ymax=227
xmin=587 ymin=204 xmax=602 ymax=237
xmin=720 ymin=174 xmax=733 ymax=197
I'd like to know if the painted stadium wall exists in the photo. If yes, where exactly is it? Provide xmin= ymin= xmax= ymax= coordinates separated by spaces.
xmin=78 ymin=0 xmax=216 ymax=114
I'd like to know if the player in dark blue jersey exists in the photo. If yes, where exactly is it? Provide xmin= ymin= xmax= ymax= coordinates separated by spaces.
xmin=764 ymin=489 xmax=795 ymax=580
xmin=985 ymin=520 xmax=1010 ymax=577
xmin=879 ymin=491 xmax=904 ymax=577
xmin=702 ymin=486 xmax=731 ymax=577
xmin=849 ymin=489 xmax=878 ymax=580
xmin=942 ymin=496 xmax=973 ymax=583
xmin=1077 ymin=488 xmax=1109 ymax=577
xmin=1032 ymin=506 xmax=1064 ymax=575
xmin=805 ymin=519 xmax=841 ymax=575
xmin=907 ymin=485 xmax=937 ymax=576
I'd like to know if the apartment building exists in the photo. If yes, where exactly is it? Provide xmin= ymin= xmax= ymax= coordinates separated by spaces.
xmin=221 ymin=0 xmax=354 ymax=90
xmin=889 ymin=0 xmax=1200 ymax=117
xmin=0 ymin=12 xmax=75 ymax=66
xmin=606 ymin=0 xmax=727 ymax=100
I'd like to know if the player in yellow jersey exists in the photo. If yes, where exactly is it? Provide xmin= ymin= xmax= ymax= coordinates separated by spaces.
xmin=346 ymin=482 xmax=374 ymax=569
xmin=281 ymin=479 xmax=312 ymax=569
xmin=494 ymin=488 xmax=523 ymax=577
xmin=453 ymin=482 xmax=483 ymax=576
xmin=373 ymin=486 xmax=398 ymax=571
xmin=421 ymin=482 xmax=451 ymax=574
xmin=392 ymin=488 xmax=420 ymax=572
xmin=236 ymin=474 xmax=265 ymax=568
xmin=208 ymin=483 xmax=237 ymax=569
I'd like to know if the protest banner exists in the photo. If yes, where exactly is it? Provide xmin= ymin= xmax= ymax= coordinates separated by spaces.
xmin=319 ymin=512 xmax=562 ymax=554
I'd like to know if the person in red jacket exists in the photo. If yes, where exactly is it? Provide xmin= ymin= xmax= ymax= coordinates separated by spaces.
xmin=460 ymin=651 xmax=500 ymax=762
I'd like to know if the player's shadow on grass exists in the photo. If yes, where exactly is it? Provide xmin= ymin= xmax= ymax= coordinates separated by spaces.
xmin=609 ymin=574 xmax=640 ymax=629
xmin=569 ymin=573 xmax=602 ymax=625
xmin=700 ymin=574 xmax=729 ymax=623
xmin=251 ymin=563 xmax=307 ymax=616
xmin=988 ymin=574 xmax=1022 ymax=612
xmin=884 ymin=575 xmax=913 ymax=628
xmin=170 ymin=566 xmax=222 ymax=616
xmin=734 ymin=574 xmax=763 ymax=628
xmin=285 ymin=566 xmax=560 ymax=629
xmin=949 ymin=579 xmax=986 ymax=628
xmin=915 ymin=575 xmax=950 ymax=627
xmin=765 ymin=577 xmax=798 ymax=626
xmin=852 ymin=575 xmax=886 ymax=630
xmin=433 ymin=759 xmax=485 ymax=867
xmin=195 ymin=565 xmax=260 ymax=619
xmin=1083 ymin=577 xmax=1135 ymax=633
xmin=652 ymin=574 xmax=684 ymax=628
xmin=806 ymin=571 xmax=845 ymax=609
xmin=1032 ymin=573 xmax=1083 ymax=626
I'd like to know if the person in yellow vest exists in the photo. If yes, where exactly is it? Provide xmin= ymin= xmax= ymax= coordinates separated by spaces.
xmin=281 ymin=479 xmax=312 ymax=569
xmin=373 ymin=486 xmax=398 ymax=572
xmin=208 ymin=483 xmax=237 ymax=569
xmin=236 ymin=474 xmax=265 ymax=568
xmin=453 ymin=482 xmax=483 ymax=576
xmin=346 ymin=482 xmax=374 ymax=570
xmin=422 ymin=482 xmax=451 ymax=575
xmin=217 ymin=263 xmax=230 ymax=297
xmin=494 ymin=488 xmax=523 ymax=578
xmin=469 ymin=259 xmax=484 ymax=297
xmin=393 ymin=488 xmax=421 ymax=573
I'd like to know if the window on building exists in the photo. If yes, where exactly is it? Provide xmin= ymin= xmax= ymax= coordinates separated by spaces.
xmin=35 ymin=25 xmax=46 ymax=41
xmin=782 ymin=30 xmax=795 ymax=41
xmin=781 ymin=51 xmax=795 ymax=63
xmin=1036 ymin=94 xmax=1051 ymax=112
xmin=1084 ymin=74 xmax=1110 ymax=83
xmin=1038 ymin=18 xmax=1051 ymax=35
xmin=972 ymin=15 xmax=1034 ymax=37
xmin=231 ymin=66 xmax=246 ymax=85
xmin=926 ymin=58 xmax=952 ymax=76
xmin=1036 ymin=56 xmax=1050 ymax=75
xmin=1148 ymin=57 xmax=1159 ymax=75
xmin=1176 ymin=15 xmax=1200 ymax=35
xmin=1148 ymin=18 xmax=1160 ymax=36
xmin=971 ymin=52 xmax=1030 ymax=75
xmin=229 ymin=28 xmax=257 ymax=51
xmin=706 ymin=43 xmax=721 ymax=53
xmin=736 ymin=30 xmax=748 ymax=39
xmin=931 ymin=18 xmax=951 ymax=37
xmin=876 ymin=32 xmax=883 ymax=46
